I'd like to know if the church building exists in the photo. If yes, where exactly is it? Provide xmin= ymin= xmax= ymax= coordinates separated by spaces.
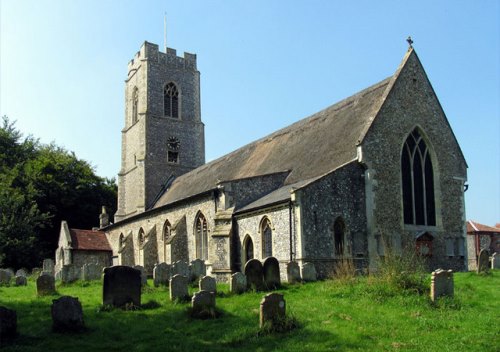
xmin=59 ymin=40 xmax=469 ymax=281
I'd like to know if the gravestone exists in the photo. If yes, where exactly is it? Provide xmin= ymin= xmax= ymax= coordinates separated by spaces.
xmin=260 ymin=293 xmax=286 ymax=328
xmin=153 ymin=262 xmax=171 ymax=287
xmin=492 ymin=252 xmax=500 ymax=269
xmin=15 ymin=275 xmax=27 ymax=286
xmin=301 ymin=262 xmax=317 ymax=282
xmin=244 ymin=259 xmax=265 ymax=291
xmin=286 ymin=261 xmax=301 ymax=283
xmin=133 ymin=265 xmax=148 ymax=286
xmin=191 ymin=290 xmax=216 ymax=319
xmin=61 ymin=264 xmax=80 ymax=283
xmin=0 ymin=306 xmax=17 ymax=340
xmin=477 ymin=249 xmax=490 ymax=273
xmin=199 ymin=275 xmax=217 ymax=293
xmin=31 ymin=268 xmax=42 ymax=277
xmin=430 ymin=269 xmax=454 ymax=302
xmin=51 ymin=296 xmax=85 ymax=332
xmin=230 ymin=272 xmax=247 ymax=294
xmin=82 ymin=263 xmax=102 ymax=281
xmin=190 ymin=259 xmax=206 ymax=282
xmin=103 ymin=266 xmax=141 ymax=307
xmin=169 ymin=274 xmax=189 ymax=301
xmin=37 ymin=273 xmax=56 ymax=296
xmin=42 ymin=259 xmax=55 ymax=276
xmin=172 ymin=261 xmax=189 ymax=278
xmin=15 ymin=269 xmax=27 ymax=278
xmin=5 ymin=268 xmax=14 ymax=277
xmin=263 ymin=257 xmax=281 ymax=289
xmin=0 ymin=269 xmax=13 ymax=285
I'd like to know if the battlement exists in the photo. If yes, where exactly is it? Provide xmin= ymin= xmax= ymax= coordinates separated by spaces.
xmin=127 ymin=41 xmax=197 ymax=72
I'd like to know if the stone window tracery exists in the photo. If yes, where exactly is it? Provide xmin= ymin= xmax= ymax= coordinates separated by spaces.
xmin=164 ymin=82 xmax=179 ymax=118
xmin=195 ymin=212 xmax=208 ymax=260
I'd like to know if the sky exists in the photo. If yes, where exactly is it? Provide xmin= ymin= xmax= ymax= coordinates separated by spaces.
xmin=0 ymin=1 xmax=498 ymax=225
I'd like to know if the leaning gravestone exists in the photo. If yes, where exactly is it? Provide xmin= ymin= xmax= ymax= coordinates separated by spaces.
xmin=169 ymin=274 xmax=189 ymax=301
xmin=153 ymin=262 xmax=171 ymax=287
xmin=82 ymin=263 xmax=102 ymax=281
xmin=301 ymin=262 xmax=317 ymax=282
xmin=42 ymin=259 xmax=55 ymax=276
xmin=37 ymin=273 xmax=56 ymax=296
xmin=51 ymin=296 xmax=85 ymax=332
xmin=172 ymin=260 xmax=189 ymax=278
xmin=15 ymin=276 xmax=27 ymax=286
xmin=15 ymin=269 xmax=27 ymax=278
xmin=133 ymin=265 xmax=148 ymax=286
xmin=286 ymin=261 xmax=301 ymax=284
xmin=263 ymin=257 xmax=281 ymax=289
xmin=260 ymin=293 xmax=286 ymax=328
xmin=477 ymin=249 xmax=490 ymax=273
xmin=191 ymin=290 xmax=216 ymax=319
xmin=199 ymin=275 xmax=217 ymax=293
xmin=0 ymin=269 xmax=13 ymax=286
xmin=492 ymin=252 xmax=500 ymax=269
xmin=103 ymin=266 xmax=141 ymax=307
xmin=0 ymin=306 xmax=17 ymax=340
xmin=430 ymin=269 xmax=454 ymax=302
xmin=245 ymin=259 xmax=265 ymax=291
xmin=230 ymin=272 xmax=247 ymax=294
xmin=190 ymin=259 xmax=206 ymax=282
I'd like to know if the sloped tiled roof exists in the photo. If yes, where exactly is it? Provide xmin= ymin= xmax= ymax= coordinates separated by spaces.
xmin=466 ymin=220 xmax=500 ymax=234
xmin=69 ymin=229 xmax=112 ymax=251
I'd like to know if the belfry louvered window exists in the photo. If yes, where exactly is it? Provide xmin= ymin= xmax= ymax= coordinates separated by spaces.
xmin=401 ymin=129 xmax=436 ymax=226
xmin=164 ymin=82 xmax=179 ymax=118
xmin=195 ymin=213 xmax=208 ymax=260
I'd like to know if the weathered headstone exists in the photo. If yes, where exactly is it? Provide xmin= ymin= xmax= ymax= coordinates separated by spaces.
xmin=430 ymin=269 xmax=454 ymax=302
xmin=230 ymin=272 xmax=247 ymax=294
xmin=15 ymin=269 xmax=27 ymax=278
xmin=42 ymin=259 xmax=55 ymax=276
xmin=171 ymin=260 xmax=189 ymax=278
xmin=15 ymin=275 xmax=27 ymax=286
xmin=492 ymin=252 xmax=500 ymax=269
xmin=82 ymin=263 xmax=102 ymax=281
xmin=0 ymin=269 xmax=13 ymax=285
xmin=301 ymin=262 xmax=317 ymax=282
xmin=51 ymin=296 xmax=85 ymax=332
xmin=244 ymin=259 xmax=265 ymax=291
xmin=0 ymin=306 xmax=17 ymax=340
xmin=199 ymin=275 xmax=217 ymax=293
xmin=61 ymin=264 xmax=80 ymax=283
xmin=103 ymin=266 xmax=141 ymax=307
xmin=133 ymin=265 xmax=148 ymax=286
xmin=190 ymin=259 xmax=206 ymax=282
xmin=263 ymin=257 xmax=281 ymax=289
xmin=169 ymin=274 xmax=189 ymax=301
xmin=153 ymin=262 xmax=171 ymax=287
xmin=286 ymin=261 xmax=301 ymax=283
xmin=260 ymin=293 xmax=286 ymax=328
xmin=37 ymin=273 xmax=56 ymax=296
xmin=5 ymin=268 xmax=14 ymax=277
xmin=31 ymin=268 xmax=42 ymax=277
xmin=191 ymin=290 xmax=216 ymax=319
xmin=477 ymin=249 xmax=490 ymax=273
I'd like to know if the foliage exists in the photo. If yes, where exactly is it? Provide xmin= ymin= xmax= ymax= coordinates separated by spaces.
xmin=0 ymin=116 xmax=117 ymax=269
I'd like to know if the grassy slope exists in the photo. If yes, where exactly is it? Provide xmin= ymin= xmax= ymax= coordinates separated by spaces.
xmin=0 ymin=271 xmax=498 ymax=352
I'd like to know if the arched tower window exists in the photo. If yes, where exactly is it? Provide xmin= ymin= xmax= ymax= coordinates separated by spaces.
xmin=243 ymin=235 xmax=254 ymax=265
xmin=195 ymin=212 xmax=208 ymax=260
xmin=261 ymin=217 xmax=273 ymax=258
xmin=334 ymin=217 xmax=345 ymax=256
xmin=132 ymin=87 xmax=139 ymax=124
xmin=163 ymin=220 xmax=171 ymax=242
xmin=164 ymin=82 xmax=179 ymax=118
xmin=401 ymin=129 xmax=436 ymax=226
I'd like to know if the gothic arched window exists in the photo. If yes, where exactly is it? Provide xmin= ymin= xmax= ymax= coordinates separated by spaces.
xmin=138 ymin=228 xmax=145 ymax=246
xmin=401 ymin=129 xmax=436 ymax=226
xmin=163 ymin=220 xmax=171 ymax=242
xmin=334 ymin=217 xmax=345 ymax=256
xmin=132 ymin=87 xmax=139 ymax=124
xmin=164 ymin=82 xmax=179 ymax=118
xmin=261 ymin=217 xmax=273 ymax=258
xmin=195 ymin=213 xmax=208 ymax=260
xmin=119 ymin=233 xmax=124 ymax=248
xmin=243 ymin=235 xmax=254 ymax=265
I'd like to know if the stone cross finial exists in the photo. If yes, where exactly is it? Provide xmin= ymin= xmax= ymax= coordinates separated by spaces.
xmin=407 ymin=36 xmax=414 ymax=48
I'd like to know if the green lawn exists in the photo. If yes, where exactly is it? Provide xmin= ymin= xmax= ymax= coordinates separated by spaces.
xmin=1 ymin=271 xmax=498 ymax=351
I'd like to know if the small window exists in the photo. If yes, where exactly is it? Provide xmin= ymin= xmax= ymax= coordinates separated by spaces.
xmin=164 ymin=82 xmax=179 ymax=118
xmin=132 ymin=87 xmax=139 ymax=124
xmin=334 ymin=217 xmax=345 ymax=256
xmin=163 ymin=220 xmax=171 ymax=242
xmin=138 ymin=228 xmax=145 ymax=246
xmin=261 ymin=217 xmax=273 ymax=258
xmin=195 ymin=212 xmax=208 ymax=260
xmin=119 ymin=233 xmax=124 ymax=248
xmin=243 ymin=235 xmax=254 ymax=264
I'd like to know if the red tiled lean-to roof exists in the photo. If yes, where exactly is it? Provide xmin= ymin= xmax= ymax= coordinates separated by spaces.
xmin=69 ymin=229 xmax=112 ymax=251
xmin=466 ymin=220 xmax=500 ymax=234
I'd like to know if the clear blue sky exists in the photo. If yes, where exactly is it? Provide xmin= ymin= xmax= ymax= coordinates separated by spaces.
xmin=1 ymin=1 xmax=498 ymax=225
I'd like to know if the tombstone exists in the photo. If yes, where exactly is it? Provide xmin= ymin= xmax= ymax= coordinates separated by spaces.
xmin=0 ymin=306 xmax=17 ymax=340
xmin=133 ymin=265 xmax=148 ymax=286
xmin=260 ymin=293 xmax=286 ymax=328
xmin=31 ymin=267 xmax=42 ymax=277
xmin=169 ymin=274 xmax=189 ymax=301
xmin=477 ymin=249 xmax=490 ymax=273
xmin=42 ymin=259 xmax=55 ymax=276
xmin=82 ymin=263 xmax=102 ymax=281
xmin=199 ymin=275 xmax=217 ymax=293
xmin=171 ymin=260 xmax=189 ymax=278
xmin=286 ymin=261 xmax=301 ymax=284
xmin=263 ymin=257 xmax=281 ymax=289
xmin=191 ymin=290 xmax=216 ymax=319
xmin=15 ymin=275 xmax=27 ymax=286
xmin=51 ymin=296 xmax=85 ymax=332
xmin=103 ymin=266 xmax=141 ymax=307
xmin=0 ymin=269 xmax=13 ymax=285
xmin=190 ymin=259 xmax=206 ymax=282
xmin=5 ymin=268 xmax=14 ymax=277
xmin=301 ymin=262 xmax=317 ymax=282
xmin=430 ymin=269 xmax=454 ymax=302
xmin=15 ymin=269 xmax=27 ymax=277
xmin=492 ymin=252 xmax=500 ymax=269
xmin=37 ymin=273 xmax=56 ymax=296
xmin=244 ymin=259 xmax=265 ymax=291
xmin=230 ymin=272 xmax=247 ymax=294
xmin=61 ymin=264 xmax=80 ymax=283
xmin=153 ymin=262 xmax=171 ymax=287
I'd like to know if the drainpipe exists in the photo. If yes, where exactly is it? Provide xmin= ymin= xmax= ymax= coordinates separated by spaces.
xmin=289 ymin=200 xmax=293 ymax=262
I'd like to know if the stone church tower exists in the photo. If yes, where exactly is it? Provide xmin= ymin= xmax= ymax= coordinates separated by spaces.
xmin=115 ymin=42 xmax=205 ymax=222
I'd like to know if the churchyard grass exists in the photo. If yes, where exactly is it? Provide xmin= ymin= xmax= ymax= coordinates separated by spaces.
xmin=1 ymin=271 xmax=498 ymax=351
